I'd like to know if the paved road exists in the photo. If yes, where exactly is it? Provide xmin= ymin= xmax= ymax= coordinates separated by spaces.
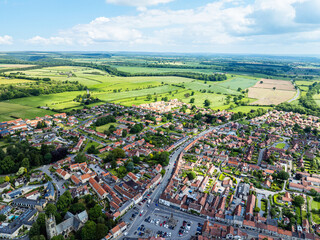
xmin=288 ymin=88 xmax=300 ymax=103
xmin=257 ymin=148 xmax=265 ymax=166
xmin=38 ymin=165 xmax=67 ymax=195
xmin=121 ymin=125 xmax=226 ymax=239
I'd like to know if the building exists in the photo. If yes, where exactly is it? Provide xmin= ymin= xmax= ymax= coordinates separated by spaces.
xmin=46 ymin=211 xmax=88 ymax=239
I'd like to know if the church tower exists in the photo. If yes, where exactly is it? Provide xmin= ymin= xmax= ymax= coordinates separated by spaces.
xmin=45 ymin=215 xmax=57 ymax=239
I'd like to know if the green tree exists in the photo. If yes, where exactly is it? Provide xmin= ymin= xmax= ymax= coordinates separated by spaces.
xmin=96 ymin=223 xmax=108 ymax=240
xmin=0 ymin=214 xmax=6 ymax=221
xmin=277 ymin=170 xmax=290 ymax=181
xmin=29 ymin=222 xmax=40 ymax=238
xmin=89 ymin=204 xmax=103 ymax=222
xmin=21 ymin=158 xmax=30 ymax=170
xmin=75 ymin=153 xmax=87 ymax=163
xmin=122 ymin=130 xmax=127 ymax=138
xmin=31 ymin=235 xmax=46 ymax=240
xmin=45 ymin=203 xmax=57 ymax=216
xmin=293 ymin=195 xmax=304 ymax=207
xmin=69 ymin=203 xmax=86 ymax=214
xmin=126 ymin=162 xmax=134 ymax=172
xmin=51 ymin=235 xmax=64 ymax=240
xmin=190 ymin=98 xmax=195 ymax=103
xmin=0 ymin=156 xmax=15 ymax=174
xmin=87 ymin=145 xmax=99 ymax=154
xmin=204 ymin=99 xmax=211 ymax=107
xmin=81 ymin=221 xmax=96 ymax=240
xmin=187 ymin=171 xmax=196 ymax=180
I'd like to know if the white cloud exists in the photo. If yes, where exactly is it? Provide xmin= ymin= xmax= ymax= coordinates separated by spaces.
xmin=0 ymin=35 xmax=13 ymax=45
xmin=25 ymin=0 xmax=320 ymax=53
xmin=27 ymin=36 xmax=73 ymax=45
xmin=106 ymin=0 xmax=174 ymax=7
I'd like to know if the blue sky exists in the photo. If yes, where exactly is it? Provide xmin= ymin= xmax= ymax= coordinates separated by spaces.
xmin=0 ymin=0 xmax=320 ymax=54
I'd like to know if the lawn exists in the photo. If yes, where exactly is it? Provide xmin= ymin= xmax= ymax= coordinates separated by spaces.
xmin=96 ymin=123 xmax=120 ymax=133
xmin=0 ymin=102 xmax=55 ymax=122
xmin=275 ymin=143 xmax=286 ymax=149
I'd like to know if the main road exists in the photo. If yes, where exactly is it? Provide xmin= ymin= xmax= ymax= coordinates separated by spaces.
xmin=121 ymin=125 xmax=225 ymax=239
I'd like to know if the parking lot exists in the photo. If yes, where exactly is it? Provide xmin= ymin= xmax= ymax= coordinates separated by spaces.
xmin=130 ymin=210 xmax=202 ymax=239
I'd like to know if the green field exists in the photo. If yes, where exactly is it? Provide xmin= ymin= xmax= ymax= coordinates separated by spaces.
xmin=312 ymin=200 xmax=320 ymax=224
xmin=0 ymin=76 xmax=34 ymax=85
xmin=96 ymin=123 xmax=120 ymax=133
xmin=275 ymin=143 xmax=286 ymax=149
xmin=2 ymin=65 xmax=269 ymax=116
xmin=215 ymin=77 xmax=258 ymax=91
xmin=0 ymin=102 xmax=54 ymax=122
xmin=110 ymin=65 xmax=219 ymax=75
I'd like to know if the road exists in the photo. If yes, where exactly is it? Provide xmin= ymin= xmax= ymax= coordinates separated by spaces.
xmin=121 ymin=125 xmax=225 ymax=239
xmin=38 ymin=165 xmax=67 ymax=195
xmin=288 ymin=88 xmax=300 ymax=103
xmin=257 ymin=148 xmax=265 ymax=166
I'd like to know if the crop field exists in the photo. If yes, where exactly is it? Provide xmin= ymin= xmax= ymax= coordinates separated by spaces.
xmin=252 ymin=79 xmax=295 ymax=91
xmin=0 ymin=64 xmax=35 ymax=69
xmin=215 ymin=77 xmax=258 ymax=90
xmin=0 ymin=102 xmax=54 ymax=122
xmin=248 ymin=78 xmax=296 ymax=105
xmin=0 ymin=76 xmax=34 ymax=85
xmin=248 ymin=88 xmax=296 ymax=105
xmin=7 ymin=91 xmax=85 ymax=110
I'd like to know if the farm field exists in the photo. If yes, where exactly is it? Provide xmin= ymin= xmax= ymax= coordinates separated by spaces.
xmin=215 ymin=77 xmax=258 ymax=91
xmin=0 ymin=102 xmax=54 ymax=122
xmin=7 ymin=91 xmax=85 ymax=110
xmin=0 ymin=76 xmax=34 ymax=85
xmin=248 ymin=88 xmax=296 ymax=105
xmin=0 ymin=64 xmax=35 ymax=69
xmin=248 ymin=79 xmax=296 ymax=105
xmin=253 ymin=79 xmax=295 ymax=91
xmin=110 ymin=65 xmax=219 ymax=74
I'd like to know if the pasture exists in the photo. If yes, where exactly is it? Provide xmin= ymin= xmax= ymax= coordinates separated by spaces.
xmin=0 ymin=102 xmax=54 ymax=122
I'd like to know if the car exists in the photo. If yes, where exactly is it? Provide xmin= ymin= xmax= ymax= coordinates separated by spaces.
xmin=139 ymin=213 xmax=142 ymax=216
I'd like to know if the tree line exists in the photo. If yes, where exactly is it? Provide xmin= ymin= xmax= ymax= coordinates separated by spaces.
xmin=0 ymin=80 xmax=85 ymax=100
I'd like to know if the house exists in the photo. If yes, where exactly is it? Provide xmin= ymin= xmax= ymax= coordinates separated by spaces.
xmin=222 ymin=179 xmax=233 ymax=188
xmin=56 ymin=169 xmax=70 ymax=180
xmin=30 ymin=172 xmax=44 ymax=182
xmin=89 ymin=178 xmax=107 ymax=199
xmin=0 ymin=182 xmax=11 ymax=193
xmin=262 ymin=179 xmax=271 ymax=189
